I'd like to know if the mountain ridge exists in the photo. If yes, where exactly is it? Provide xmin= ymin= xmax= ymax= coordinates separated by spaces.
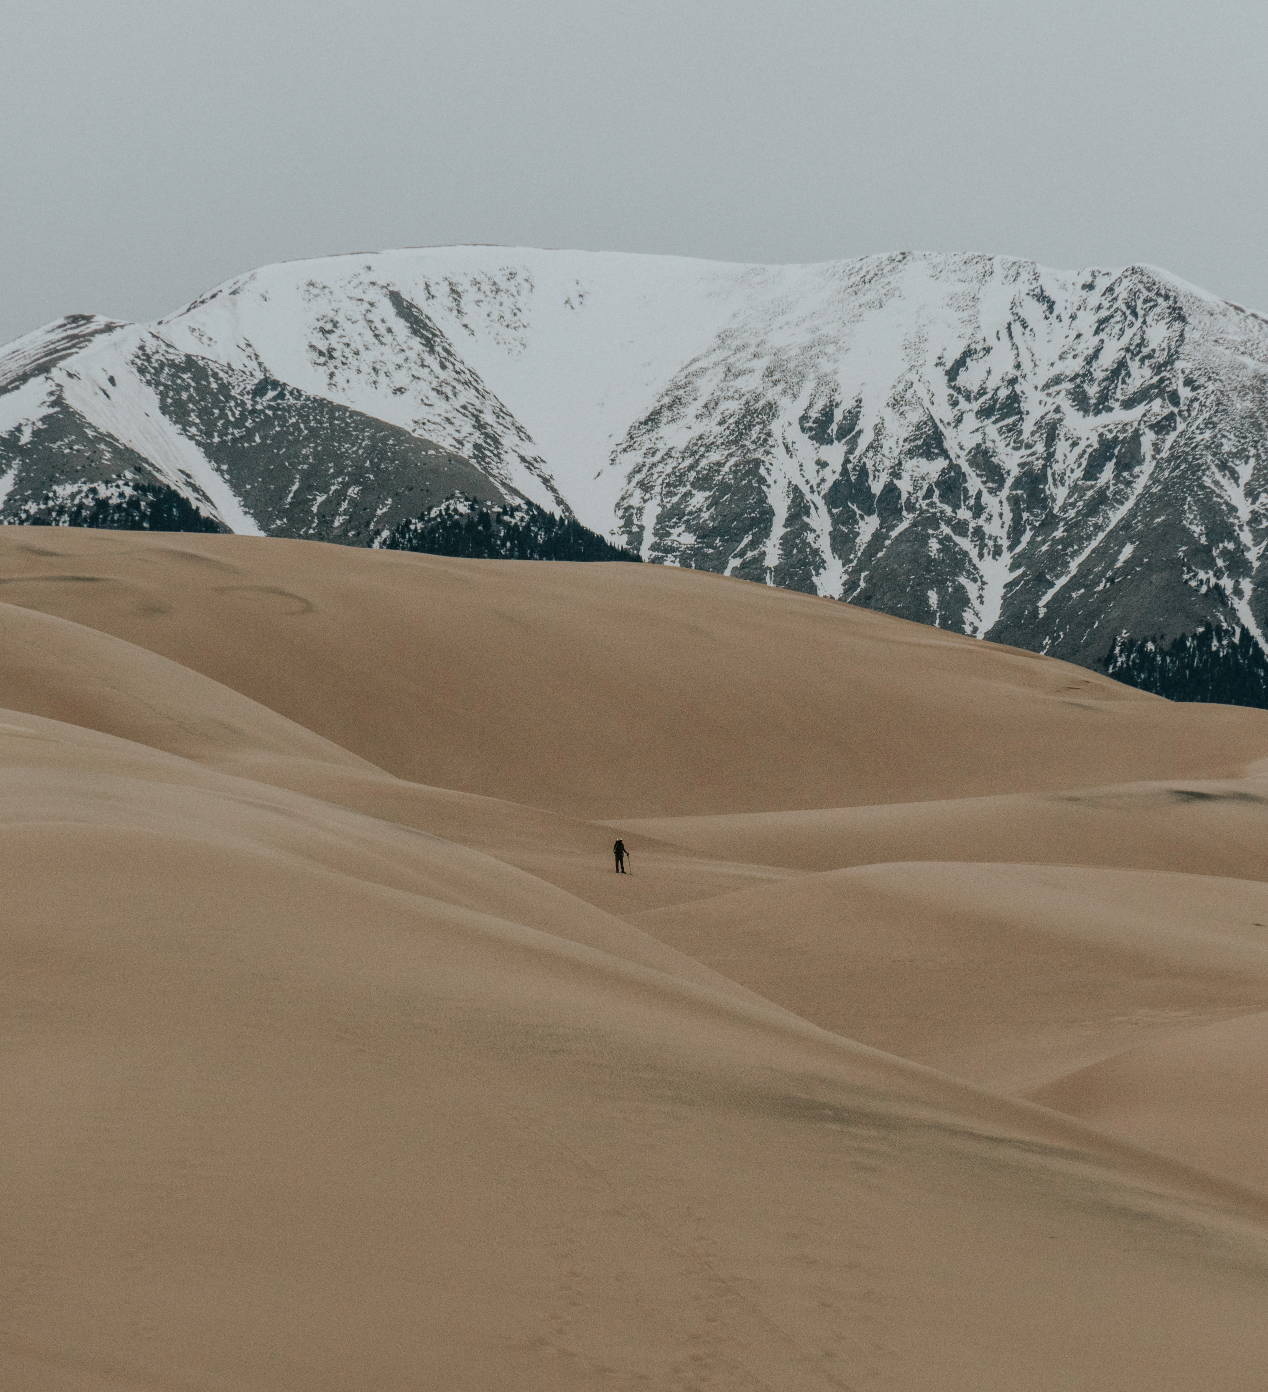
xmin=4 ymin=245 xmax=1268 ymax=682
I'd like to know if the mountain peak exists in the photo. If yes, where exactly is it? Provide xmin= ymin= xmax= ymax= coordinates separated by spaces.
xmin=3 ymin=246 xmax=1268 ymax=692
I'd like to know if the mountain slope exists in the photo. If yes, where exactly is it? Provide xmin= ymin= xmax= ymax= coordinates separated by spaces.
xmin=4 ymin=247 xmax=1268 ymax=675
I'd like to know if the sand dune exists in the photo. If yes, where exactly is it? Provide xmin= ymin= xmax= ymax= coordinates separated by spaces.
xmin=211 ymin=757 xmax=801 ymax=916
xmin=1027 ymin=1011 xmax=1268 ymax=1193
xmin=623 ymin=778 xmax=1268 ymax=880
xmin=5 ymin=747 xmax=1268 ymax=1391
xmin=0 ymin=593 xmax=791 ymax=915
xmin=633 ymin=862 xmax=1268 ymax=1090
xmin=2 ymin=529 xmax=1268 ymax=815
xmin=0 ymin=596 xmax=369 ymax=770
xmin=5 ymin=530 xmax=1268 ymax=1388
xmin=0 ymin=711 xmax=756 ymax=996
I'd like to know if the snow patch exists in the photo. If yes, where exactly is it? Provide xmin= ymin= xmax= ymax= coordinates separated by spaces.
xmin=55 ymin=330 xmax=263 ymax=535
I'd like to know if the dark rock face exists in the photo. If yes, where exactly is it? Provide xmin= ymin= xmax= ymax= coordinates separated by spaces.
xmin=0 ymin=389 xmax=195 ymax=521
xmin=610 ymin=257 xmax=1268 ymax=678
xmin=134 ymin=347 xmax=507 ymax=544
xmin=0 ymin=332 xmax=512 ymax=547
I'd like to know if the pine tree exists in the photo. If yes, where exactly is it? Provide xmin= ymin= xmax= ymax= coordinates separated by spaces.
xmin=1101 ymin=625 xmax=1268 ymax=708
xmin=376 ymin=496 xmax=642 ymax=564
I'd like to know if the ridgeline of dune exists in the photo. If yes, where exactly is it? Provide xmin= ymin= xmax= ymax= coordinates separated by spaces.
xmin=2 ymin=529 xmax=1268 ymax=816
xmin=4 ymin=529 xmax=1268 ymax=1390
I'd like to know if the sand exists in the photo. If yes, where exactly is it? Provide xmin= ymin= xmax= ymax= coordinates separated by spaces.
xmin=3 ymin=530 xmax=1268 ymax=814
xmin=3 ymin=527 xmax=1268 ymax=1390
xmin=633 ymin=862 xmax=1268 ymax=1091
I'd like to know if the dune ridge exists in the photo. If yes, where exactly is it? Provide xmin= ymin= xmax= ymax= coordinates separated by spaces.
xmin=4 ymin=529 xmax=1268 ymax=1389
xmin=2 ymin=530 xmax=1268 ymax=814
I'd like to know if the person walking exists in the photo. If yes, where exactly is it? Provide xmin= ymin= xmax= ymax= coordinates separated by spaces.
xmin=613 ymin=838 xmax=629 ymax=874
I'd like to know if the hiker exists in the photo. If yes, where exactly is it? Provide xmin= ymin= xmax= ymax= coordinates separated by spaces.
xmin=613 ymin=838 xmax=629 ymax=874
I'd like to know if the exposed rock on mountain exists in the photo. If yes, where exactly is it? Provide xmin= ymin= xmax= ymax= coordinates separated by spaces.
xmin=3 ymin=247 xmax=1267 ymax=687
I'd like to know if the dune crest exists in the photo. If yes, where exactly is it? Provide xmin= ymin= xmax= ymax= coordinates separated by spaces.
xmin=4 ymin=530 xmax=1268 ymax=1389
xmin=2 ymin=530 xmax=1267 ymax=814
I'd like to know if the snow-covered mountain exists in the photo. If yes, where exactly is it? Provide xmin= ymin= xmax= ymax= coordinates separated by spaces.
xmin=4 ymin=246 xmax=1268 ymax=672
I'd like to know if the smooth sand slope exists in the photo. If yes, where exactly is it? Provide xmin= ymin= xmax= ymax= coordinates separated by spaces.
xmin=633 ymin=863 xmax=1268 ymax=1090
xmin=4 ymin=711 xmax=1268 ymax=1392
xmin=4 ymin=530 xmax=1268 ymax=1390
xmin=1028 ymin=1010 xmax=1268 ymax=1193
xmin=0 ymin=596 xmax=795 ymax=915
xmin=622 ymin=780 xmax=1268 ymax=879
xmin=2 ymin=529 xmax=1268 ymax=814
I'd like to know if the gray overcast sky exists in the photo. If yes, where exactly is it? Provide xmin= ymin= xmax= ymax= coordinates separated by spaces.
xmin=2 ymin=0 xmax=1265 ymax=343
